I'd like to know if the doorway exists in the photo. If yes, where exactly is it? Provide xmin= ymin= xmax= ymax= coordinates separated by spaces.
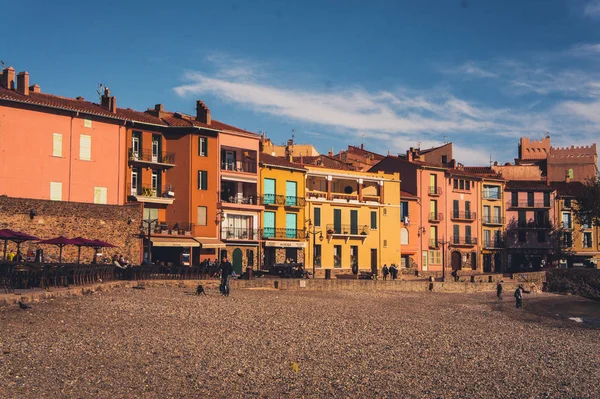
xmin=451 ymin=251 xmax=462 ymax=271
xmin=232 ymin=248 xmax=243 ymax=275
xmin=370 ymin=249 xmax=378 ymax=276
xmin=471 ymin=252 xmax=477 ymax=270
xmin=483 ymin=254 xmax=492 ymax=273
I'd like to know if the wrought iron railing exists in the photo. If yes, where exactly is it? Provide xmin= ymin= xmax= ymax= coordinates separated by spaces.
xmin=261 ymin=228 xmax=305 ymax=239
xmin=128 ymin=148 xmax=175 ymax=165
xmin=221 ymin=227 xmax=258 ymax=240
xmin=326 ymin=224 xmax=369 ymax=235
xmin=507 ymin=200 xmax=551 ymax=208
xmin=220 ymin=193 xmax=258 ymax=205
xmin=221 ymin=159 xmax=257 ymax=173
xmin=152 ymin=221 xmax=193 ymax=235
xmin=483 ymin=240 xmax=504 ymax=249
xmin=450 ymin=236 xmax=478 ymax=245
xmin=482 ymin=216 xmax=505 ymax=224
xmin=428 ymin=212 xmax=443 ymax=222
xmin=128 ymin=183 xmax=175 ymax=198
xmin=451 ymin=211 xmax=476 ymax=221
xmin=428 ymin=186 xmax=442 ymax=196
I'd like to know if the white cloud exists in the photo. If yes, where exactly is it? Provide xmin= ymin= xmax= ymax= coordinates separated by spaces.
xmin=584 ymin=0 xmax=600 ymax=18
xmin=443 ymin=62 xmax=498 ymax=79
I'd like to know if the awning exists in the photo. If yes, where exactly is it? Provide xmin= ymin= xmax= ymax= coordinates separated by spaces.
xmin=151 ymin=237 xmax=200 ymax=247
xmin=221 ymin=174 xmax=257 ymax=183
xmin=195 ymin=237 xmax=226 ymax=248
xmin=265 ymin=241 xmax=306 ymax=248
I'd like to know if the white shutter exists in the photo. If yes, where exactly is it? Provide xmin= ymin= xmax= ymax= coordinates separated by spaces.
xmin=80 ymin=135 xmax=91 ymax=161
xmin=52 ymin=133 xmax=63 ymax=157
xmin=197 ymin=206 xmax=207 ymax=226
xmin=94 ymin=187 xmax=107 ymax=204
xmin=50 ymin=182 xmax=62 ymax=201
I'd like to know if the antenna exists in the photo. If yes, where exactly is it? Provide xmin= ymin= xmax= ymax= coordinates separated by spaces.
xmin=0 ymin=60 xmax=4 ymax=69
xmin=443 ymin=135 xmax=447 ymax=144
xmin=489 ymin=154 xmax=492 ymax=167
xmin=96 ymin=83 xmax=105 ymax=99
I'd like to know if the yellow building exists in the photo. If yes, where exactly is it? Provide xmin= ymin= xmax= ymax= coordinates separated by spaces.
xmin=553 ymin=182 xmax=600 ymax=268
xmin=479 ymin=175 xmax=506 ymax=273
xmin=303 ymin=165 xmax=401 ymax=277
xmin=258 ymin=153 xmax=307 ymax=268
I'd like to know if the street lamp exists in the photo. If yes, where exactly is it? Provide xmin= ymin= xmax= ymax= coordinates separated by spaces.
xmin=305 ymin=219 xmax=324 ymax=279
xmin=437 ymin=237 xmax=450 ymax=282
xmin=141 ymin=217 xmax=159 ymax=264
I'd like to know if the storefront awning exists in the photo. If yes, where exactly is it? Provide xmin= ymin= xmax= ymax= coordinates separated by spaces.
xmin=151 ymin=237 xmax=200 ymax=247
xmin=195 ymin=237 xmax=226 ymax=248
xmin=265 ymin=240 xmax=306 ymax=248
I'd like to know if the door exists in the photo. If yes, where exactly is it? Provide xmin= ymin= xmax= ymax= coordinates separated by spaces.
xmin=152 ymin=136 xmax=160 ymax=162
xmin=494 ymin=253 xmax=502 ymax=273
xmin=333 ymin=209 xmax=342 ymax=233
xmin=285 ymin=181 xmax=297 ymax=206
xmin=483 ymin=206 xmax=490 ymax=224
xmin=429 ymin=174 xmax=437 ymax=193
xmin=131 ymin=169 xmax=139 ymax=195
xmin=465 ymin=201 xmax=471 ymax=219
xmin=451 ymin=251 xmax=462 ymax=270
xmin=453 ymin=200 xmax=459 ymax=218
xmin=264 ymin=178 xmax=276 ymax=205
xmin=471 ymin=251 xmax=477 ymax=270
xmin=151 ymin=170 xmax=159 ymax=196
xmin=285 ymin=213 xmax=297 ymax=238
xmin=483 ymin=254 xmax=492 ymax=273
xmin=131 ymin=134 xmax=140 ymax=159
xmin=370 ymin=249 xmax=378 ymax=276
xmin=350 ymin=210 xmax=358 ymax=235
xmin=422 ymin=251 xmax=428 ymax=271
xmin=232 ymin=248 xmax=243 ymax=275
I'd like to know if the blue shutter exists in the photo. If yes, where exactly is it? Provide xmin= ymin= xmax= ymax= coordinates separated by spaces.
xmin=264 ymin=178 xmax=276 ymax=204
xmin=285 ymin=181 xmax=297 ymax=206
xmin=264 ymin=212 xmax=275 ymax=238
xmin=286 ymin=213 xmax=297 ymax=238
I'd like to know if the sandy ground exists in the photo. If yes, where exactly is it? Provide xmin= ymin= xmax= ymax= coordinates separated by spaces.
xmin=1 ymin=287 xmax=599 ymax=399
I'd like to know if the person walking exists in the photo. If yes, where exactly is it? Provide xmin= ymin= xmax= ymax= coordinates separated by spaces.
xmin=220 ymin=255 xmax=233 ymax=296
xmin=382 ymin=264 xmax=389 ymax=281
xmin=514 ymin=284 xmax=530 ymax=309
xmin=390 ymin=264 xmax=398 ymax=280
xmin=496 ymin=281 xmax=503 ymax=301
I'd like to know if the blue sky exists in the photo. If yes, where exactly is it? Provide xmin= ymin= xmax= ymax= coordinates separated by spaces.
xmin=4 ymin=0 xmax=600 ymax=165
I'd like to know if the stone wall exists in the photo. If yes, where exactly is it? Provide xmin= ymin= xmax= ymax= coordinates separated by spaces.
xmin=0 ymin=196 xmax=142 ymax=263
xmin=545 ymin=269 xmax=600 ymax=300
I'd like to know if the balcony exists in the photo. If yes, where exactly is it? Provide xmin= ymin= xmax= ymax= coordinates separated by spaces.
xmin=483 ymin=193 xmax=501 ymax=201
xmin=326 ymin=224 xmax=369 ymax=237
xmin=429 ymin=239 xmax=439 ymax=249
xmin=128 ymin=148 xmax=175 ymax=168
xmin=362 ymin=194 xmax=381 ymax=203
xmin=221 ymin=227 xmax=259 ymax=241
xmin=221 ymin=159 xmax=257 ymax=174
xmin=152 ymin=221 xmax=193 ymax=236
xmin=331 ymin=193 xmax=359 ymax=202
xmin=259 ymin=195 xmax=306 ymax=207
xmin=450 ymin=236 xmax=477 ymax=246
xmin=306 ymin=191 xmax=328 ymax=200
xmin=483 ymin=216 xmax=505 ymax=226
xmin=507 ymin=200 xmax=551 ymax=209
xmin=450 ymin=211 xmax=477 ymax=221
xmin=220 ymin=193 xmax=259 ymax=206
xmin=128 ymin=183 xmax=175 ymax=205
xmin=428 ymin=186 xmax=442 ymax=196
xmin=516 ymin=221 xmax=552 ymax=230
xmin=284 ymin=196 xmax=305 ymax=207
xmin=428 ymin=212 xmax=443 ymax=222
xmin=483 ymin=239 xmax=504 ymax=249
xmin=261 ymin=228 xmax=305 ymax=240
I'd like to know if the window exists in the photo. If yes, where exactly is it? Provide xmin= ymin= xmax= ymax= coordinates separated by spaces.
xmin=484 ymin=230 xmax=491 ymax=247
xmin=562 ymin=212 xmax=572 ymax=229
xmin=518 ymin=231 xmax=526 ymax=242
xmin=370 ymin=211 xmax=377 ymax=229
xmin=314 ymin=245 xmax=322 ymax=267
xmin=453 ymin=179 xmax=458 ymax=189
xmin=263 ymin=212 xmax=275 ymax=237
xmin=93 ymin=187 xmax=107 ymax=204
xmin=483 ymin=206 xmax=490 ymax=223
xmin=198 ymin=137 xmax=208 ymax=156
xmin=518 ymin=211 xmax=526 ymax=227
xmin=465 ymin=201 xmax=471 ymax=219
xmin=430 ymin=226 xmax=438 ymax=246
xmin=465 ymin=180 xmax=470 ymax=190
xmin=400 ymin=201 xmax=409 ymax=221
xmin=350 ymin=210 xmax=358 ymax=234
xmin=197 ymin=170 xmax=207 ymax=190
xmin=350 ymin=246 xmax=358 ymax=267
xmin=493 ymin=207 xmax=501 ymax=223
xmin=537 ymin=231 xmax=546 ymax=243
xmin=428 ymin=250 xmax=441 ymax=264
xmin=152 ymin=135 xmax=161 ymax=162
xmin=285 ymin=181 xmax=297 ymax=206
xmin=429 ymin=174 xmax=437 ymax=193
xmin=430 ymin=200 xmax=438 ymax=219
xmin=383 ymin=240 xmax=388 ymax=248
xmin=314 ymin=207 xmax=321 ymax=227
xmin=84 ymin=119 xmax=92 ymax=128
xmin=459 ymin=179 xmax=465 ymax=190
xmin=285 ymin=213 xmax=297 ymax=238
xmin=151 ymin=170 xmax=160 ymax=195
xmin=50 ymin=182 xmax=62 ymax=201
xmin=333 ymin=209 xmax=342 ymax=233
xmin=563 ymin=232 xmax=573 ymax=248
xmin=263 ymin=178 xmax=276 ymax=204
xmin=130 ymin=169 xmax=140 ymax=195
xmin=334 ymin=245 xmax=342 ymax=268
xmin=564 ymin=198 xmax=572 ymax=208
xmin=465 ymin=226 xmax=472 ymax=243
xmin=441 ymin=155 xmax=447 ymax=164
xmin=197 ymin=206 xmax=207 ymax=226
xmin=543 ymin=192 xmax=550 ymax=207
xmin=401 ymin=228 xmax=409 ymax=245
xmin=583 ymin=232 xmax=593 ymax=248
xmin=79 ymin=134 xmax=91 ymax=161
xmin=511 ymin=192 xmax=518 ymax=207
xmin=484 ymin=185 xmax=500 ymax=200
xmin=527 ymin=192 xmax=534 ymax=207
xmin=453 ymin=200 xmax=459 ymax=218
xmin=143 ymin=208 xmax=158 ymax=220
xmin=453 ymin=225 xmax=460 ymax=243
xmin=52 ymin=133 xmax=62 ymax=157
xmin=131 ymin=132 xmax=141 ymax=159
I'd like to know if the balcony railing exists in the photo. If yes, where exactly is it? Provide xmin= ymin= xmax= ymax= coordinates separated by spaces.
xmin=128 ymin=148 xmax=175 ymax=166
xmin=508 ymin=200 xmax=551 ymax=208
xmin=483 ymin=216 xmax=505 ymax=225
xmin=326 ymin=224 xmax=369 ymax=236
xmin=483 ymin=193 xmax=501 ymax=200
xmin=450 ymin=236 xmax=478 ymax=246
xmin=221 ymin=160 xmax=257 ymax=173
xmin=428 ymin=212 xmax=443 ymax=222
xmin=259 ymin=194 xmax=285 ymax=206
xmin=220 ymin=193 xmax=259 ymax=205
xmin=451 ymin=211 xmax=476 ymax=221
xmin=517 ymin=221 xmax=552 ymax=229
xmin=483 ymin=239 xmax=504 ymax=249
xmin=128 ymin=183 xmax=175 ymax=199
xmin=221 ymin=227 xmax=258 ymax=241
xmin=261 ymin=228 xmax=305 ymax=240
xmin=428 ymin=186 xmax=442 ymax=196
xmin=284 ymin=196 xmax=305 ymax=207
xmin=362 ymin=195 xmax=381 ymax=202
xmin=331 ymin=193 xmax=359 ymax=201
xmin=306 ymin=191 xmax=328 ymax=200
xmin=429 ymin=239 xmax=439 ymax=248
xmin=152 ymin=221 xmax=193 ymax=235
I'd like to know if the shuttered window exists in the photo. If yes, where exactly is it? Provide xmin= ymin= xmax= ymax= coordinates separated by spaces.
xmin=52 ymin=133 xmax=63 ymax=157
xmin=50 ymin=182 xmax=62 ymax=201
xmin=197 ymin=206 xmax=207 ymax=226
xmin=198 ymin=170 xmax=207 ymax=190
xmin=93 ymin=187 xmax=107 ymax=204
xmin=80 ymin=134 xmax=91 ymax=161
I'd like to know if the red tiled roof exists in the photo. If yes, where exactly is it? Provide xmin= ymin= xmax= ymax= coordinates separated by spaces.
xmin=505 ymin=180 xmax=554 ymax=191
xmin=462 ymin=166 xmax=504 ymax=179
xmin=259 ymin=153 xmax=306 ymax=170
xmin=419 ymin=142 xmax=452 ymax=154
xmin=400 ymin=190 xmax=418 ymax=199
xmin=292 ymin=155 xmax=357 ymax=170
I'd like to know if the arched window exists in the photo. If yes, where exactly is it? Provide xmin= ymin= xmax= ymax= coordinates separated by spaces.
xmin=401 ymin=228 xmax=409 ymax=245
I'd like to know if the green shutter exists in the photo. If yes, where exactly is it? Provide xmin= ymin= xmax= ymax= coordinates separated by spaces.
xmin=314 ymin=208 xmax=321 ymax=227
xmin=333 ymin=209 xmax=342 ymax=233
xmin=350 ymin=210 xmax=358 ymax=234
xmin=370 ymin=211 xmax=377 ymax=229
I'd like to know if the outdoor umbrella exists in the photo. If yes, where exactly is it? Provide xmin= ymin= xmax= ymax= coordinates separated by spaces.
xmin=37 ymin=236 xmax=78 ymax=263
xmin=0 ymin=229 xmax=39 ymax=260
xmin=87 ymin=239 xmax=117 ymax=264
xmin=71 ymin=237 xmax=97 ymax=264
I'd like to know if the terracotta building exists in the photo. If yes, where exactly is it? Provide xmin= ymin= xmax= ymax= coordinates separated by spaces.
xmin=335 ymin=144 xmax=385 ymax=171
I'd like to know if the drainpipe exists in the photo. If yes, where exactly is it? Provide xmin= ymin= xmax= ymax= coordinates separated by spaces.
xmin=68 ymin=111 xmax=79 ymax=201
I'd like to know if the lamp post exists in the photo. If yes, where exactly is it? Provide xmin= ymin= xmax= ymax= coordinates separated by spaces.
xmin=305 ymin=219 xmax=324 ymax=279
xmin=141 ymin=217 xmax=159 ymax=264
xmin=437 ymin=237 xmax=450 ymax=282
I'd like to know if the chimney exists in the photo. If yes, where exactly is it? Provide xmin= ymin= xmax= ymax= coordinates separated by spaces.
xmin=361 ymin=143 xmax=364 ymax=150
xmin=1 ymin=67 xmax=15 ymax=89
xmin=100 ymin=87 xmax=117 ymax=113
xmin=196 ymin=100 xmax=211 ymax=125
xmin=407 ymin=149 xmax=413 ymax=162
xmin=328 ymin=148 xmax=334 ymax=157
xmin=154 ymin=104 xmax=165 ymax=118
xmin=16 ymin=71 xmax=29 ymax=95
xmin=29 ymin=84 xmax=40 ymax=93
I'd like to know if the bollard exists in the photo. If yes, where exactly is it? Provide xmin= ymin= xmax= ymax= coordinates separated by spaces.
xmin=274 ymin=281 xmax=279 ymax=289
